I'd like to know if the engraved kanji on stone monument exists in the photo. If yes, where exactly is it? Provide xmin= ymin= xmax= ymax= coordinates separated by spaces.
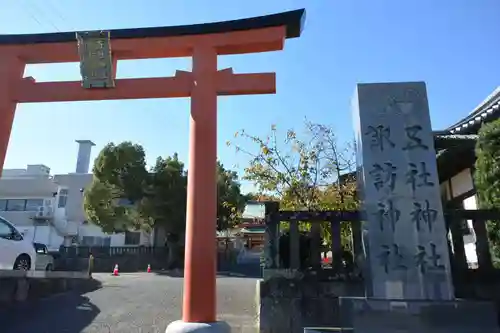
xmin=403 ymin=125 xmax=429 ymax=151
xmin=406 ymin=162 xmax=434 ymax=192
xmin=378 ymin=243 xmax=408 ymax=273
xmin=411 ymin=200 xmax=438 ymax=232
xmin=76 ymin=31 xmax=115 ymax=89
xmin=370 ymin=162 xmax=397 ymax=192
xmin=352 ymin=82 xmax=454 ymax=300
xmin=364 ymin=125 xmax=396 ymax=152
xmin=374 ymin=200 xmax=400 ymax=232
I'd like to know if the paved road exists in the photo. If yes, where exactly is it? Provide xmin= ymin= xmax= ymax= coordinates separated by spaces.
xmin=0 ymin=273 xmax=259 ymax=333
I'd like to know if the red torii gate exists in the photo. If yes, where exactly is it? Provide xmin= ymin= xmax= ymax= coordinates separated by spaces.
xmin=0 ymin=9 xmax=305 ymax=331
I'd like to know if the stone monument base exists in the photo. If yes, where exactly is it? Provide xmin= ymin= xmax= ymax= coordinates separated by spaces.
xmin=338 ymin=297 xmax=499 ymax=333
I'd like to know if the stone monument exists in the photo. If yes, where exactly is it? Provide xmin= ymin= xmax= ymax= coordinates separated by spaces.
xmin=339 ymin=82 xmax=499 ymax=332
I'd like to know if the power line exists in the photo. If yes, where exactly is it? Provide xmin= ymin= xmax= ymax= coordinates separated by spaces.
xmin=45 ymin=0 xmax=70 ymax=27
xmin=18 ymin=0 xmax=46 ymax=30
xmin=19 ymin=0 xmax=61 ymax=32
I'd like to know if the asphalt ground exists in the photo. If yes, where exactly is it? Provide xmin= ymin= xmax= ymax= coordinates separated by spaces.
xmin=0 ymin=272 xmax=260 ymax=333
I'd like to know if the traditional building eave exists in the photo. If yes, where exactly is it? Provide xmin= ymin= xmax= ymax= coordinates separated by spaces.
xmin=434 ymin=134 xmax=479 ymax=182
xmin=434 ymin=87 xmax=500 ymax=183
xmin=446 ymin=87 xmax=500 ymax=135
xmin=433 ymin=134 xmax=478 ymax=150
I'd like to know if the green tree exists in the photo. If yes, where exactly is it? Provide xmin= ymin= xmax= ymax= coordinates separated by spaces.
xmin=217 ymin=162 xmax=247 ymax=231
xmin=92 ymin=141 xmax=149 ymax=201
xmin=229 ymin=121 xmax=356 ymax=210
xmin=85 ymin=141 xmax=247 ymax=253
xmin=475 ymin=119 xmax=500 ymax=266
xmin=140 ymin=153 xmax=188 ymax=267
xmin=84 ymin=142 xmax=149 ymax=233
xmin=228 ymin=121 xmax=358 ymax=246
xmin=83 ymin=179 xmax=119 ymax=233
xmin=142 ymin=153 xmax=187 ymax=234
xmin=244 ymin=192 xmax=280 ymax=202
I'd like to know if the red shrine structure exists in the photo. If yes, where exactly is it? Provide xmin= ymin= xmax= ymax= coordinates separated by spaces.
xmin=0 ymin=9 xmax=305 ymax=329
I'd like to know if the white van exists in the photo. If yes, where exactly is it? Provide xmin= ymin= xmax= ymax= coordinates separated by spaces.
xmin=0 ymin=216 xmax=37 ymax=270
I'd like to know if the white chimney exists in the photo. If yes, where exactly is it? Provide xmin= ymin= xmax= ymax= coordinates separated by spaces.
xmin=75 ymin=140 xmax=95 ymax=174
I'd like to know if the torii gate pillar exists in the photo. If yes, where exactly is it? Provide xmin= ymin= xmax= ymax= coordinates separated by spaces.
xmin=0 ymin=56 xmax=25 ymax=171
xmin=182 ymin=46 xmax=219 ymax=324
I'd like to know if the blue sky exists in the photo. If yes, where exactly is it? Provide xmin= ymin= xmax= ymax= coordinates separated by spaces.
xmin=1 ymin=0 xmax=499 ymax=194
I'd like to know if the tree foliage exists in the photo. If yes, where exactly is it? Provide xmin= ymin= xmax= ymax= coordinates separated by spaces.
xmin=83 ymin=179 xmax=120 ymax=233
xmin=229 ymin=121 xmax=357 ymax=209
xmin=245 ymin=192 xmax=280 ymax=202
xmin=228 ymin=121 xmax=358 ymax=246
xmin=92 ymin=142 xmax=148 ymax=202
xmin=475 ymin=118 xmax=500 ymax=265
xmin=84 ymin=142 xmax=248 ymax=238
xmin=140 ymin=153 xmax=187 ymax=236
xmin=84 ymin=142 xmax=149 ymax=233
xmin=217 ymin=162 xmax=247 ymax=231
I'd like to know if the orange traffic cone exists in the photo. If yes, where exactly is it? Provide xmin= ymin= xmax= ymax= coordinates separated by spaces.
xmin=112 ymin=264 xmax=119 ymax=276
xmin=147 ymin=264 xmax=151 ymax=273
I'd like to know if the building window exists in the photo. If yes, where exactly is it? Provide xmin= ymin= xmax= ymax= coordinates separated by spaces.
xmin=6 ymin=199 xmax=25 ymax=211
xmin=125 ymin=231 xmax=141 ymax=245
xmin=0 ymin=218 xmax=13 ymax=238
xmin=25 ymin=199 xmax=44 ymax=211
xmin=58 ymin=189 xmax=68 ymax=208
xmin=81 ymin=236 xmax=94 ymax=246
xmin=0 ymin=199 xmax=48 ymax=212
xmin=0 ymin=199 xmax=50 ymax=212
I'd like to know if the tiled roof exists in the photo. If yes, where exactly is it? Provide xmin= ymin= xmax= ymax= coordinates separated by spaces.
xmin=434 ymin=88 xmax=500 ymax=166
xmin=434 ymin=134 xmax=478 ymax=141
xmin=446 ymin=87 xmax=500 ymax=134
xmin=433 ymin=134 xmax=477 ymax=150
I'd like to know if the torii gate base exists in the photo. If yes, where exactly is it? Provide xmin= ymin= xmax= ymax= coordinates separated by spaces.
xmin=166 ymin=321 xmax=231 ymax=333
xmin=0 ymin=10 xmax=305 ymax=333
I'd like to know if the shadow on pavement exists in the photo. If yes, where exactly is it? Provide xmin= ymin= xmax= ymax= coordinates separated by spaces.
xmin=218 ymin=263 xmax=263 ymax=279
xmin=0 ymin=294 xmax=100 ymax=333
xmin=153 ymin=264 xmax=262 ymax=279
xmin=0 ymin=279 xmax=103 ymax=333
xmin=216 ymin=271 xmax=262 ymax=279
xmin=154 ymin=269 xmax=184 ymax=278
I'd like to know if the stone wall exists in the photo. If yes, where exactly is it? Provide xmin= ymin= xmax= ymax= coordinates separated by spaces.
xmin=55 ymin=249 xmax=240 ymax=273
xmin=0 ymin=271 xmax=101 ymax=307
xmin=257 ymin=269 xmax=500 ymax=332
xmin=256 ymin=271 xmax=364 ymax=333
xmin=56 ymin=255 xmax=163 ymax=273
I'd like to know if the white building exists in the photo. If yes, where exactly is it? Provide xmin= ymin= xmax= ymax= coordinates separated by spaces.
xmin=0 ymin=140 xmax=153 ymax=251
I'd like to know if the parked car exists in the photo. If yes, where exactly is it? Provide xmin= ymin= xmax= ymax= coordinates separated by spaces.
xmin=0 ymin=216 xmax=37 ymax=270
xmin=33 ymin=243 xmax=54 ymax=271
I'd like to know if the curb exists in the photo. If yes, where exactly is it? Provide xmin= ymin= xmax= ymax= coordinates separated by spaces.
xmin=0 ymin=276 xmax=102 ymax=311
xmin=218 ymin=271 xmax=247 ymax=277
xmin=0 ymin=270 xmax=91 ymax=279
